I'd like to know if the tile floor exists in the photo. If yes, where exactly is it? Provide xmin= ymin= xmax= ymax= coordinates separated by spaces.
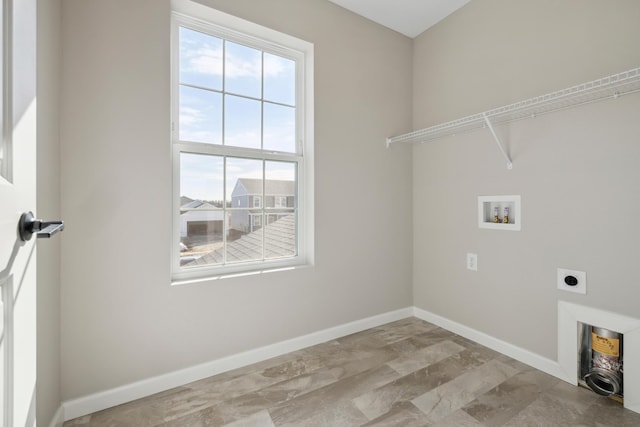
xmin=64 ymin=317 xmax=640 ymax=426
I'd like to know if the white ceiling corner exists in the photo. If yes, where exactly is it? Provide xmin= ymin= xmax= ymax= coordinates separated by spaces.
xmin=328 ymin=0 xmax=471 ymax=38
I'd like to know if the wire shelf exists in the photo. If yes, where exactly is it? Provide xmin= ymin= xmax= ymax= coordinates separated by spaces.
xmin=387 ymin=67 xmax=640 ymax=146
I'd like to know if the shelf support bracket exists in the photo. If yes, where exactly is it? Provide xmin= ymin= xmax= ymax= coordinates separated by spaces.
xmin=483 ymin=113 xmax=513 ymax=170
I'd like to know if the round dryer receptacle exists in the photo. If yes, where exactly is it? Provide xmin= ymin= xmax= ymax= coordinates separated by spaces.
xmin=564 ymin=275 xmax=578 ymax=286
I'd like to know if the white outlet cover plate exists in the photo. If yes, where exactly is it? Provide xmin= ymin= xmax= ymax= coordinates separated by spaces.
xmin=557 ymin=268 xmax=586 ymax=294
xmin=467 ymin=253 xmax=477 ymax=271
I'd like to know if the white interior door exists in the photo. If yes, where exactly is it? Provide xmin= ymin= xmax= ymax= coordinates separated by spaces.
xmin=0 ymin=0 xmax=38 ymax=426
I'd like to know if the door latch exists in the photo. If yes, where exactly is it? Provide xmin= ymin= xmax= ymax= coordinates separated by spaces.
xmin=18 ymin=211 xmax=64 ymax=241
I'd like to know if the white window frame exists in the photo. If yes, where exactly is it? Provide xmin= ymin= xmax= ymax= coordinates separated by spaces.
xmin=171 ymin=0 xmax=314 ymax=283
xmin=253 ymin=195 xmax=261 ymax=209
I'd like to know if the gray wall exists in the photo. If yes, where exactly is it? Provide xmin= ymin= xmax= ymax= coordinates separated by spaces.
xmin=37 ymin=0 xmax=62 ymax=423
xmin=412 ymin=0 xmax=640 ymax=360
xmin=60 ymin=0 xmax=413 ymax=399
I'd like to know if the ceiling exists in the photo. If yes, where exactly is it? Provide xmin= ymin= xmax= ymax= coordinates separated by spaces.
xmin=328 ymin=0 xmax=471 ymax=38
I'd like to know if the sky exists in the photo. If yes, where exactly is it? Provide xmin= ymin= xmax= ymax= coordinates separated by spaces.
xmin=180 ymin=153 xmax=296 ymax=202
xmin=178 ymin=26 xmax=298 ymax=202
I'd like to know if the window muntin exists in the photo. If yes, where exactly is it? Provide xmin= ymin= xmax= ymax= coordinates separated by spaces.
xmin=172 ymin=11 xmax=309 ymax=280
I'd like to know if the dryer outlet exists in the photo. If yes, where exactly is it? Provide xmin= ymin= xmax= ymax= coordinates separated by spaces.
xmin=557 ymin=268 xmax=587 ymax=295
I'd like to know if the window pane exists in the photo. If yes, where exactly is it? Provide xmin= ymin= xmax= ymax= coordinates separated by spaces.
xmin=263 ymin=103 xmax=296 ymax=153
xmin=224 ymin=95 xmax=261 ymax=149
xmin=264 ymin=161 xmax=296 ymax=259
xmin=265 ymin=160 xmax=296 ymax=187
xmin=179 ymin=27 xmax=223 ymax=90
xmin=180 ymin=153 xmax=225 ymax=268
xmin=180 ymin=152 xmax=224 ymax=203
xmin=226 ymin=225 xmax=263 ymax=264
xmin=226 ymin=157 xmax=263 ymax=262
xmin=264 ymin=211 xmax=296 ymax=259
xmin=225 ymin=41 xmax=261 ymax=98
xmin=180 ymin=219 xmax=224 ymax=268
xmin=264 ymin=52 xmax=295 ymax=106
xmin=265 ymin=161 xmax=296 ymax=212
xmin=226 ymin=157 xmax=263 ymax=211
xmin=179 ymin=85 xmax=222 ymax=144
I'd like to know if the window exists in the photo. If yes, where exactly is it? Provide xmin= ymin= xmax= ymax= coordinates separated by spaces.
xmin=171 ymin=3 xmax=313 ymax=281
xmin=252 ymin=214 xmax=262 ymax=229
xmin=275 ymin=196 xmax=287 ymax=208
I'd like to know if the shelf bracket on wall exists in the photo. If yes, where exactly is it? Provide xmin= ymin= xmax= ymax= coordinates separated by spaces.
xmin=483 ymin=113 xmax=513 ymax=170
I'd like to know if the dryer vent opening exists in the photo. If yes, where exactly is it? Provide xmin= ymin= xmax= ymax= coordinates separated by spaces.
xmin=579 ymin=323 xmax=623 ymax=401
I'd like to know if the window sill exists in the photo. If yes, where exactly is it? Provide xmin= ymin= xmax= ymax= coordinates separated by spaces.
xmin=171 ymin=261 xmax=313 ymax=287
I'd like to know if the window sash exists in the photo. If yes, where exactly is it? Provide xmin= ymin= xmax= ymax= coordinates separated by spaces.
xmin=172 ymin=143 xmax=303 ymax=279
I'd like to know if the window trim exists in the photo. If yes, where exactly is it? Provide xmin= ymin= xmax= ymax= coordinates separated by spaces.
xmin=170 ymin=0 xmax=314 ymax=283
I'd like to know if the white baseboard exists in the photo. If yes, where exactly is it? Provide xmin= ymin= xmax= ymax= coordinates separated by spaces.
xmin=63 ymin=306 xmax=570 ymax=421
xmin=412 ymin=307 xmax=565 ymax=380
xmin=62 ymin=307 xmax=413 ymax=421
xmin=47 ymin=405 xmax=64 ymax=427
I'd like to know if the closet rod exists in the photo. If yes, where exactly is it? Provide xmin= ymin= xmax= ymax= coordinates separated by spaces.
xmin=387 ymin=67 xmax=640 ymax=148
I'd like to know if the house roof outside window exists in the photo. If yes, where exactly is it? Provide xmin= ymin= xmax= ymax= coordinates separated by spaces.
xmin=184 ymin=214 xmax=296 ymax=266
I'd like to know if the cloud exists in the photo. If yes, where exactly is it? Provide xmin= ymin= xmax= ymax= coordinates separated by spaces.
xmin=178 ymin=104 xmax=222 ymax=144
xmin=186 ymin=46 xmax=223 ymax=75
xmin=225 ymin=53 xmax=261 ymax=79
xmin=264 ymin=53 xmax=294 ymax=78
xmin=179 ymin=106 xmax=204 ymax=126
xmin=179 ymin=27 xmax=223 ymax=79
xmin=180 ymin=29 xmax=293 ymax=81
xmin=181 ymin=43 xmax=262 ymax=80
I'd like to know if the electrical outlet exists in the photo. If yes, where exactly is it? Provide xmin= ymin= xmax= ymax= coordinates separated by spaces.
xmin=557 ymin=268 xmax=586 ymax=294
xmin=467 ymin=253 xmax=478 ymax=271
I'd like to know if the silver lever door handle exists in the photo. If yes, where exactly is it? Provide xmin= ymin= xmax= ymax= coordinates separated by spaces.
xmin=18 ymin=211 xmax=65 ymax=241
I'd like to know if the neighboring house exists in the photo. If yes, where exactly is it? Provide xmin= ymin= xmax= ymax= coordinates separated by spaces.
xmin=185 ymin=214 xmax=296 ymax=266
xmin=180 ymin=199 xmax=228 ymax=238
xmin=230 ymin=178 xmax=295 ymax=233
